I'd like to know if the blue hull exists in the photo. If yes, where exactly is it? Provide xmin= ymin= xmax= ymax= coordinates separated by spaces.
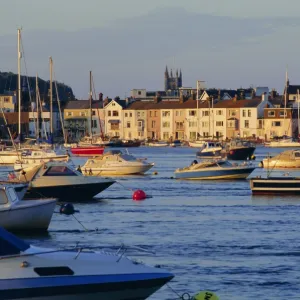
xmin=175 ymin=167 xmax=255 ymax=180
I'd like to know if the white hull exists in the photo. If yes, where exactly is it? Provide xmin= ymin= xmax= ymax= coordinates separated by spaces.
xmin=0 ymin=153 xmax=19 ymax=164
xmin=261 ymin=160 xmax=300 ymax=169
xmin=0 ymin=199 xmax=56 ymax=231
xmin=265 ymin=142 xmax=300 ymax=148
xmin=147 ymin=143 xmax=168 ymax=147
xmin=82 ymin=164 xmax=154 ymax=176
xmin=189 ymin=141 xmax=205 ymax=148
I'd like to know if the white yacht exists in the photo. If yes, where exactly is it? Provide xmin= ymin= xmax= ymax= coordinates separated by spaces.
xmin=265 ymin=136 xmax=300 ymax=148
xmin=10 ymin=162 xmax=115 ymax=202
xmin=81 ymin=150 xmax=154 ymax=176
xmin=196 ymin=141 xmax=223 ymax=158
xmin=14 ymin=149 xmax=69 ymax=171
xmin=259 ymin=149 xmax=300 ymax=169
xmin=0 ymin=183 xmax=56 ymax=232
xmin=0 ymin=227 xmax=174 ymax=300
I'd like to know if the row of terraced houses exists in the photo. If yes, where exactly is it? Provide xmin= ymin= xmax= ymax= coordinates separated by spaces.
xmin=63 ymin=83 xmax=300 ymax=142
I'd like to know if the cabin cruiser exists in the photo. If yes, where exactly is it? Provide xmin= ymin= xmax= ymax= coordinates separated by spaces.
xmin=265 ymin=136 xmax=300 ymax=148
xmin=0 ymin=227 xmax=174 ymax=300
xmin=175 ymin=159 xmax=255 ymax=180
xmin=0 ymin=183 xmax=56 ymax=232
xmin=196 ymin=141 xmax=223 ymax=158
xmin=259 ymin=150 xmax=300 ymax=169
xmin=81 ymin=150 xmax=154 ymax=176
xmin=14 ymin=149 xmax=69 ymax=171
xmin=221 ymin=138 xmax=256 ymax=160
xmin=147 ymin=141 xmax=169 ymax=147
xmin=9 ymin=162 xmax=115 ymax=202
xmin=189 ymin=140 xmax=205 ymax=148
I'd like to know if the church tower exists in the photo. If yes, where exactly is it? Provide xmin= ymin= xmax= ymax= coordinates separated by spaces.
xmin=164 ymin=66 xmax=182 ymax=93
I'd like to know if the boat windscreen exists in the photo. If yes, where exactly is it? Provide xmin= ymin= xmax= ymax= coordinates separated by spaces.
xmin=0 ymin=227 xmax=30 ymax=256
xmin=44 ymin=166 xmax=77 ymax=176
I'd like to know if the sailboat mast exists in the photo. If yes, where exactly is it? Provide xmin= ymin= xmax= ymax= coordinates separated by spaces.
xmin=17 ymin=28 xmax=21 ymax=145
xmin=49 ymin=56 xmax=53 ymax=135
xmin=298 ymin=89 xmax=300 ymax=137
xmin=36 ymin=74 xmax=39 ymax=138
xmin=89 ymin=70 xmax=93 ymax=141
xmin=284 ymin=68 xmax=288 ymax=136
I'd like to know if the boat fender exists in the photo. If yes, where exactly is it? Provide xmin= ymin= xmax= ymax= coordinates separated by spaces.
xmin=60 ymin=203 xmax=76 ymax=215
xmin=8 ymin=172 xmax=16 ymax=180
xmin=21 ymin=170 xmax=26 ymax=175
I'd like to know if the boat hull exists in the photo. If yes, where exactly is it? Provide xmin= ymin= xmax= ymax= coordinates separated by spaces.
xmin=265 ymin=142 xmax=300 ymax=148
xmin=0 ymin=274 xmax=173 ymax=300
xmin=189 ymin=141 xmax=205 ymax=148
xmin=175 ymin=167 xmax=255 ymax=180
xmin=0 ymin=153 xmax=19 ymax=164
xmin=24 ymin=181 xmax=115 ymax=202
xmin=0 ymin=199 xmax=56 ymax=232
xmin=250 ymin=178 xmax=300 ymax=194
xmin=82 ymin=164 xmax=154 ymax=176
xmin=70 ymin=147 xmax=105 ymax=157
xmin=147 ymin=143 xmax=168 ymax=147
xmin=226 ymin=147 xmax=256 ymax=160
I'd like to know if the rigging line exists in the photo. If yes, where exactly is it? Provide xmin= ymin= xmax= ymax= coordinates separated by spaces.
xmin=37 ymin=84 xmax=47 ymax=140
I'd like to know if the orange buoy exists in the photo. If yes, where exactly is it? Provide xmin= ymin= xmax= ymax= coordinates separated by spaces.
xmin=132 ymin=189 xmax=146 ymax=201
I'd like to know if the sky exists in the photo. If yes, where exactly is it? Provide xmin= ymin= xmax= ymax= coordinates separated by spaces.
xmin=1 ymin=0 xmax=300 ymax=98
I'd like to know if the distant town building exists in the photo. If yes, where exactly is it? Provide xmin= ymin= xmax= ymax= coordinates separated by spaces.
xmin=164 ymin=66 xmax=182 ymax=95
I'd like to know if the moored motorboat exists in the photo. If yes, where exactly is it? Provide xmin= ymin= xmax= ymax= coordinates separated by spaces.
xmin=81 ymin=150 xmax=154 ymax=176
xmin=259 ymin=149 xmax=300 ymax=169
xmin=221 ymin=138 xmax=256 ymax=160
xmin=265 ymin=136 xmax=300 ymax=148
xmin=175 ymin=159 xmax=255 ymax=180
xmin=0 ymin=227 xmax=174 ymax=300
xmin=196 ymin=141 xmax=223 ymax=159
xmin=0 ymin=183 xmax=56 ymax=232
xmin=9 ymin=162 xmax=115 ymax=202
xmin=189 ymin=140 xmax=205 ymax=148
xmin=148 ymin=141 xmax=169 ymax=147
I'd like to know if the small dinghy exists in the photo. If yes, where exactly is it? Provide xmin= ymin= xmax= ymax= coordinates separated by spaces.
xmin=175 ymin=159 xmax=256 ymax=180
xmin=0 ymin=227 xmax=174 ymax=299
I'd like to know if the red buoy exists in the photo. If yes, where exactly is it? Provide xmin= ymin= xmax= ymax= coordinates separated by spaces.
xmin=132 ymin=189 xmax=146 ymax=201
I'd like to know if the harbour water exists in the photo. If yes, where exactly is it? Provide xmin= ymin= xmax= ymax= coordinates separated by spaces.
xmin=9 ymin=146 xmax=300 ymax=299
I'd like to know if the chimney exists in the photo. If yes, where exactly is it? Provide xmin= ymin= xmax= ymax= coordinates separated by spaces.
xmin=103 ymin=97 xmax=109 ymax=107
xmin=270 ymin=89 xmax=277 ymax=99
xmin=233 ymin=94 xmax=237 ymax=102
xmin=218 ymin=89 xmax=221 ymax=101
xmin=98 ymin=93 xmax=103 ymax=101
xmin=261 ymin=92 xmax=267 ymax=102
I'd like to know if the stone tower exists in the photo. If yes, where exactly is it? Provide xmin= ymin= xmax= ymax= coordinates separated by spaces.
xmin=164 ymin=66 xmax=182 ymax=92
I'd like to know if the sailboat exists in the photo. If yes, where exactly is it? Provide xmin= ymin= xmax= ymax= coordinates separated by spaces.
xmin=266 ymin=70 xmax=300 ymax=148
xmin=70 ymin=71 xmax=105 ymax=156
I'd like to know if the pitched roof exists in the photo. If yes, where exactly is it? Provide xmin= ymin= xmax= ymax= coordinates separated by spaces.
xmin=213 ymin=98 xmax=262 ymax=108
xmin=125 ymin=98 xmax=210 ymax=110
xmin=287 ymin=85 xmax=300 ymax=94
xmin=65 ymin=100 xmax=90 ymax=109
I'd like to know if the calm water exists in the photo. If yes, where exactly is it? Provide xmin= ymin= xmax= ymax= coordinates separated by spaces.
xmin=7 ymin=146 xmax=300 ymax=299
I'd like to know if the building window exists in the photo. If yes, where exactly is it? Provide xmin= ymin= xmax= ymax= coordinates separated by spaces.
xmin=150 ymin=111 xmax=152 ymax=117
xmin=80 ymin=112 xmax=86 ymax=117
xmin=66 ymin=112 xmax=73 ymax=116
xmin=108 ymin=111 xmax=111 ymax=117
xmin=216 ymin=121 xmax=223 ymax=127
xmin=112 ymin=111 xmax=119 ymax=117
xmin=189 ymin=121 xmax=197 ymax=127
xmin=137 ymin=112 xmax=140 ymax=117
xmin=162 ymin=111 xmax=170 ymax=117
xmin=154 ymin=111 xmax=157 ymax=117
xmin=138 ymin=131 xmax=144 ymax=137
xmin=151 ymin=120 xmax=156 ymax=128
xmin=163 ymin=132 xmax=169 ymax=140
xmin=268 ymin=111 xmax=275 ymax=117
xmin=142 ymin=112 xmax=145 ymax=117
xmin=112 ymin=103 xmax=115 ymax=106
xmin=190 ymin=132 xmax=196 ymax=140
xmin=127 ymin=122 xmax=131 ymax=128
xmin=189 ymin=110 xmax=196 ymax=116
xmin=248 ymin=110 xmax=251 ymax=117
xmin=125 ymin=113 xmax=128 ymax=117
xmin=229 ymin=110 xmax=236 ymax=117
xmin=202 ymin=121 xmax=209 ymax=127
xmin=92 ymin=111 xmax=96 ymax=116
xmin=176 ymin=122 xmax=184 ymax=130
xmin=279 ymin=111 xmax=287 ymax=117
xmin=110 ymin=123 xmax=119 ymax=130
xmin=216 ymin=110 xmax=223 ymax=115
xmin=4 ymin=97 xmax=9 ymax=103
xmin=272 ymin=121 xmax=281 ymax=127
xmin=228 ymin=121 xmax=236 ymax=128
xmin=258 ymin=119 xmax=264 ymax=129
xmin=162 ymin=122 xmax=170 ymax=128
xmin=92 ymin=120 xmax=97 ymax=128
xmin=202 ymin=111 xmax=209 ymax=116
xmin=216 ymin=131 xmax=223 ymax=138
xmin=242 ymin=110 xmax=246 ymax=117
xmin=176 ymin=111 xmax=182 ymax=117
xmin=203 ymin=132 xmax=209 ymax=137
xmin=138 ymin=91 xmax=141 ymax=95
xmin=138 ymin=121 xmax=143 ymax=128
xmin=244 ymin=120 xmax=249 ymax=128
xmin=129 ymin=113 xmax=132 ymax=117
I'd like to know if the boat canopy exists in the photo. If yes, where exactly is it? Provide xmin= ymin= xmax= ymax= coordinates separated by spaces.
xmin=0 ymin=226 xmax=29 ymax=256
